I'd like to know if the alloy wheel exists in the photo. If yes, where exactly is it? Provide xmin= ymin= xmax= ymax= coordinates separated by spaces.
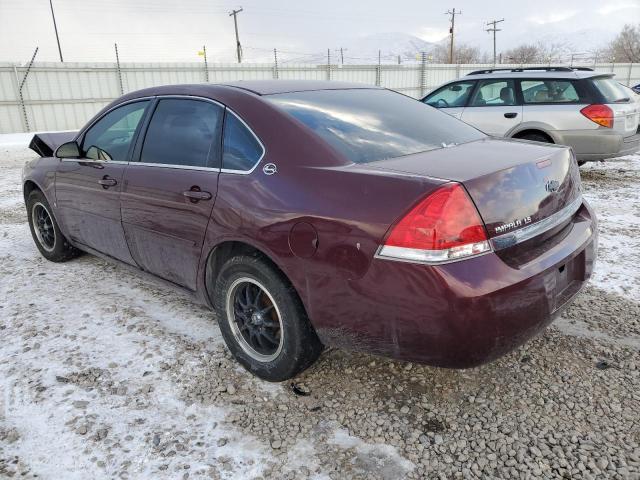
xmin=32 ymin=202 xmax=56 ymax=252
xmin=225 ymin=277 xmax=284 ymax=362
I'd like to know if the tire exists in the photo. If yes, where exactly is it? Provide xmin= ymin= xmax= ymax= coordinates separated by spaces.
xmin=26 ymin=189 xmax=81 ymax=262
xmin=213 ymin=254 xmax=323 ymax=381
xmin=517 ymin=132 xmax=553 ymax=144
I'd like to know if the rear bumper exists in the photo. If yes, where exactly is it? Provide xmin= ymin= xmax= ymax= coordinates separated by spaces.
xmin=557 ymin=130 xmax=640 ymax=161
xmin=313 ymin=201 xmax=598 ymax=368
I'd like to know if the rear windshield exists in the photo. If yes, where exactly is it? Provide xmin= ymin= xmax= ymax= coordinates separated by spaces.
xmin=592 ymin=78 xmax=631 ymax=103
xmin=266 ymin=89 xmax=485 ymax=164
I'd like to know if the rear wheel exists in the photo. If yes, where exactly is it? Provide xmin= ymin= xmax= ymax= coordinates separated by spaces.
xmin=26 ymin=190 xmax=80 ymax=262
xmin=213 ymin=254 xmax=323 ymax=381
xmin=516 ymin=132 xmax=553 ymax=144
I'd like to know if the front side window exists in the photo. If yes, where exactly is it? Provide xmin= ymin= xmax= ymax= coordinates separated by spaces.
xmin=424 ymin=81 xmax=475 ymax=108
xmin=469 ymin=79 xmax=517 ymax=107
xmin=266 ymin=89 xmax=485 ymax=164
xmin=222 ymin=112 xmax=264 ymax=171
xmin=521 ymin=80 xmax=579 ymax=103
xmin=141 ymin=98 xmax=223 ymax=168
xmin=82 ymin=101 xmax=149 ymax=162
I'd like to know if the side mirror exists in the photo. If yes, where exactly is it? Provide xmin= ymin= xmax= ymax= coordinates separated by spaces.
xmin=55 ymin=141 xmax=81 ymax=159
xmin=86 ymin=145 xmax=112 ymax=161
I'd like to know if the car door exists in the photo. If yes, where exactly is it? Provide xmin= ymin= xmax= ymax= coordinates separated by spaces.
xmin=120 ymin=97 xmax=224 ymax=290
xmin=460 ymin=78 xmax=522 ymax=136
xmin=55 ymin=100 xmax=151 ymax=264
xmin=422 ymin=80 xmax=476 ymax=119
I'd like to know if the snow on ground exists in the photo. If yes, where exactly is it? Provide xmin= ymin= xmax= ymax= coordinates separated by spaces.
xmin=581 ymin=156 xmax=640 ymax=301
xmin=1 ymin=135 xmax=640 ymax=479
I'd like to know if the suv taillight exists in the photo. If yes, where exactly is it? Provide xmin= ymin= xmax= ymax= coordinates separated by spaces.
xmin=580 ymin=104 xmax=613 ymax=128
xmin=378 ymin=183 xmax=490 ymax=263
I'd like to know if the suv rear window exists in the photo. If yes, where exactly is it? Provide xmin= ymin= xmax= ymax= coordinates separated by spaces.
xmin=592 ymin=78 xmax=631 ymax=103
xmin=521 ymin=80 xmax=579 ymax=103
xmin=266 ymin=89 xmax=485 ymax=164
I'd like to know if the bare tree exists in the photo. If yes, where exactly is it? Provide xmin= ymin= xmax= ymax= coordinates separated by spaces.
xmin=503 ymin=44 xmax=540 ymax=63
xmin=502 ymin=41 xmax=572 ymax=64
xmin=432 ymin=42 xmax=480 ymax=64
xmin=537 ymin=41 xmax=573 ymax=64
xmin=605 ymin=24 xmax=640 ymax=62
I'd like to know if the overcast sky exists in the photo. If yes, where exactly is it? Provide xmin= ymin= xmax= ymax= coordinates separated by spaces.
xmin=0 ymin=0 xmax=637 ymax=63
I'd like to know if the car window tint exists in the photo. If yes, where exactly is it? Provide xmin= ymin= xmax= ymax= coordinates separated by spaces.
xmin=592 ymin=78 xmax=632 ymax=103
xmin=522 ymin=80 xmax=579 ymax=103
xmin=222 ymin=112 xmax=263 ymax=171
xmin=424 ymin=81 xmax=475 ymax=108
xmin=82 ymin=101 xmax=149 ymax=162
xmin=266 ymin=89 xmax=485 ymax=164
xmin=470 ymin=79 xmax=517 ymax=107
xmin=141 ymin=98 xmax=223 ymax=168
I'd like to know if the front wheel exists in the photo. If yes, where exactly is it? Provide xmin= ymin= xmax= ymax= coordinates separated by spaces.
xmin=213 ymin=254 xmax=323 ymax=381
xmin=26 ymin=189 xmax=81 ymax=262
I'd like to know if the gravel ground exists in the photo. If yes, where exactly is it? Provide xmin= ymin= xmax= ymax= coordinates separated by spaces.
xmin=1 ymin=141 xmax=639 ymax=480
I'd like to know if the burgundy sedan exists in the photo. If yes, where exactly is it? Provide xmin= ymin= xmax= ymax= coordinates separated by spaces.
xmin=23 ymin=81 xmax=597 ymax=381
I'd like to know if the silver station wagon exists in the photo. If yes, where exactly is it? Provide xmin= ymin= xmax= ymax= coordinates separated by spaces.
xmin=422 ymin=67 xmax=640 ymax=164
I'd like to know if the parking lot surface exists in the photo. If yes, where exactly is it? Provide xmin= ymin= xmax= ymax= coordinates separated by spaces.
xmin=1 ymin=139 xmax=639 ymax=479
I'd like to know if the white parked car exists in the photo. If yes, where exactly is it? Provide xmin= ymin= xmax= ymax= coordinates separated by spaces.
xmin=422 ymin=67 xmax=640 ymax=164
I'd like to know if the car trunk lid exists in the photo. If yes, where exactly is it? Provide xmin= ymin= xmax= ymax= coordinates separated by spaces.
xmin=370 ymin=138 xmax=582 ymax=249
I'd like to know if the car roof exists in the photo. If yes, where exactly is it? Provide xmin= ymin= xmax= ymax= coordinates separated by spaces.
xmin=116 ymin=81 xmax=381 ymax=104
xmin=222 ymin=80 xmax=380 ymax=95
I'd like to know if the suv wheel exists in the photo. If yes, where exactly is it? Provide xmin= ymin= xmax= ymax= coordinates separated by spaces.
xmin=517 ymin=132 xmax=552 ymax=143
xmin=213 ymin=254 xmax=323 ymax=381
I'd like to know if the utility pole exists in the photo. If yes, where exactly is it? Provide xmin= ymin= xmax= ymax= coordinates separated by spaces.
xmin=445 ymin=8 xmax=461 ymax=64
xmin=485 ymin=18 xmax=504 ymax=65
xmin=340 ymin=47 xmax=344 ymax=65
xmin=229 ymin=7 xmax=243 ymax=63
xmin=49 ymin=0 xmax=63 ymax=62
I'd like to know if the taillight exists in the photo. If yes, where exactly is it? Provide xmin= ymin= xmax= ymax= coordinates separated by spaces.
xmin=378 ymin=183 xmax=490 ymax=263
xmin=580 ymin=104 xmax=613 ymax=128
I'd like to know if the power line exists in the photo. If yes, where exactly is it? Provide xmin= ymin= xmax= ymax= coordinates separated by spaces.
xmin=229 ymin=7 xmax=243 ymax=63
xmin=486 ymin=18 xmax=504 ymax=65
xmin=445 ymin=8 xmax=461 ymax=64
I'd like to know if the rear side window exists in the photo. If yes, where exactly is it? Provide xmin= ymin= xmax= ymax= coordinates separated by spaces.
xmin=266 ymin=89 xmax=485 ymax=164
xmin=521 ymin=80 xmax=579 ymax=103
xmin=469 ymin=79 xmax=517 ymax=106
xmin=141 ymin=98 xmax=223 ymax=168
xmin=424 ymin=81 xmax=475 ymax=108
xmin=592 ymin=78 xmax=632 ymax=103
xmin=222 ymin=112 xmax=264 ymax=171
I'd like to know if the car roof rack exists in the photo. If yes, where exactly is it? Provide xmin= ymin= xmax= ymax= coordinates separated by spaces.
xmin=467 ymin=66 xmax=593 ymax=75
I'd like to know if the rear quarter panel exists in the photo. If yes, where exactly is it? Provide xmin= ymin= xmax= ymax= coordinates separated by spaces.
xmin=517 ymin=104 xmax=598 ymax=136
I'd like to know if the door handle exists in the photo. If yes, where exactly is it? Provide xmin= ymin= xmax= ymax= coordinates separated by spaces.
xmin=183 ymin=189 xmax=212 ymax=202
xmin=98 ymin=176 xmax=117 ymax=188
xmin=504 ymin=112 xmax=518 ymax=119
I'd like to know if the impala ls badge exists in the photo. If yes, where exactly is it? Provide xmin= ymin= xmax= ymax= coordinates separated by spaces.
xmin=545 ymin=179 xmax=560 ymax=193
xmin=263 ymin=163 xmax=277 ymax=175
